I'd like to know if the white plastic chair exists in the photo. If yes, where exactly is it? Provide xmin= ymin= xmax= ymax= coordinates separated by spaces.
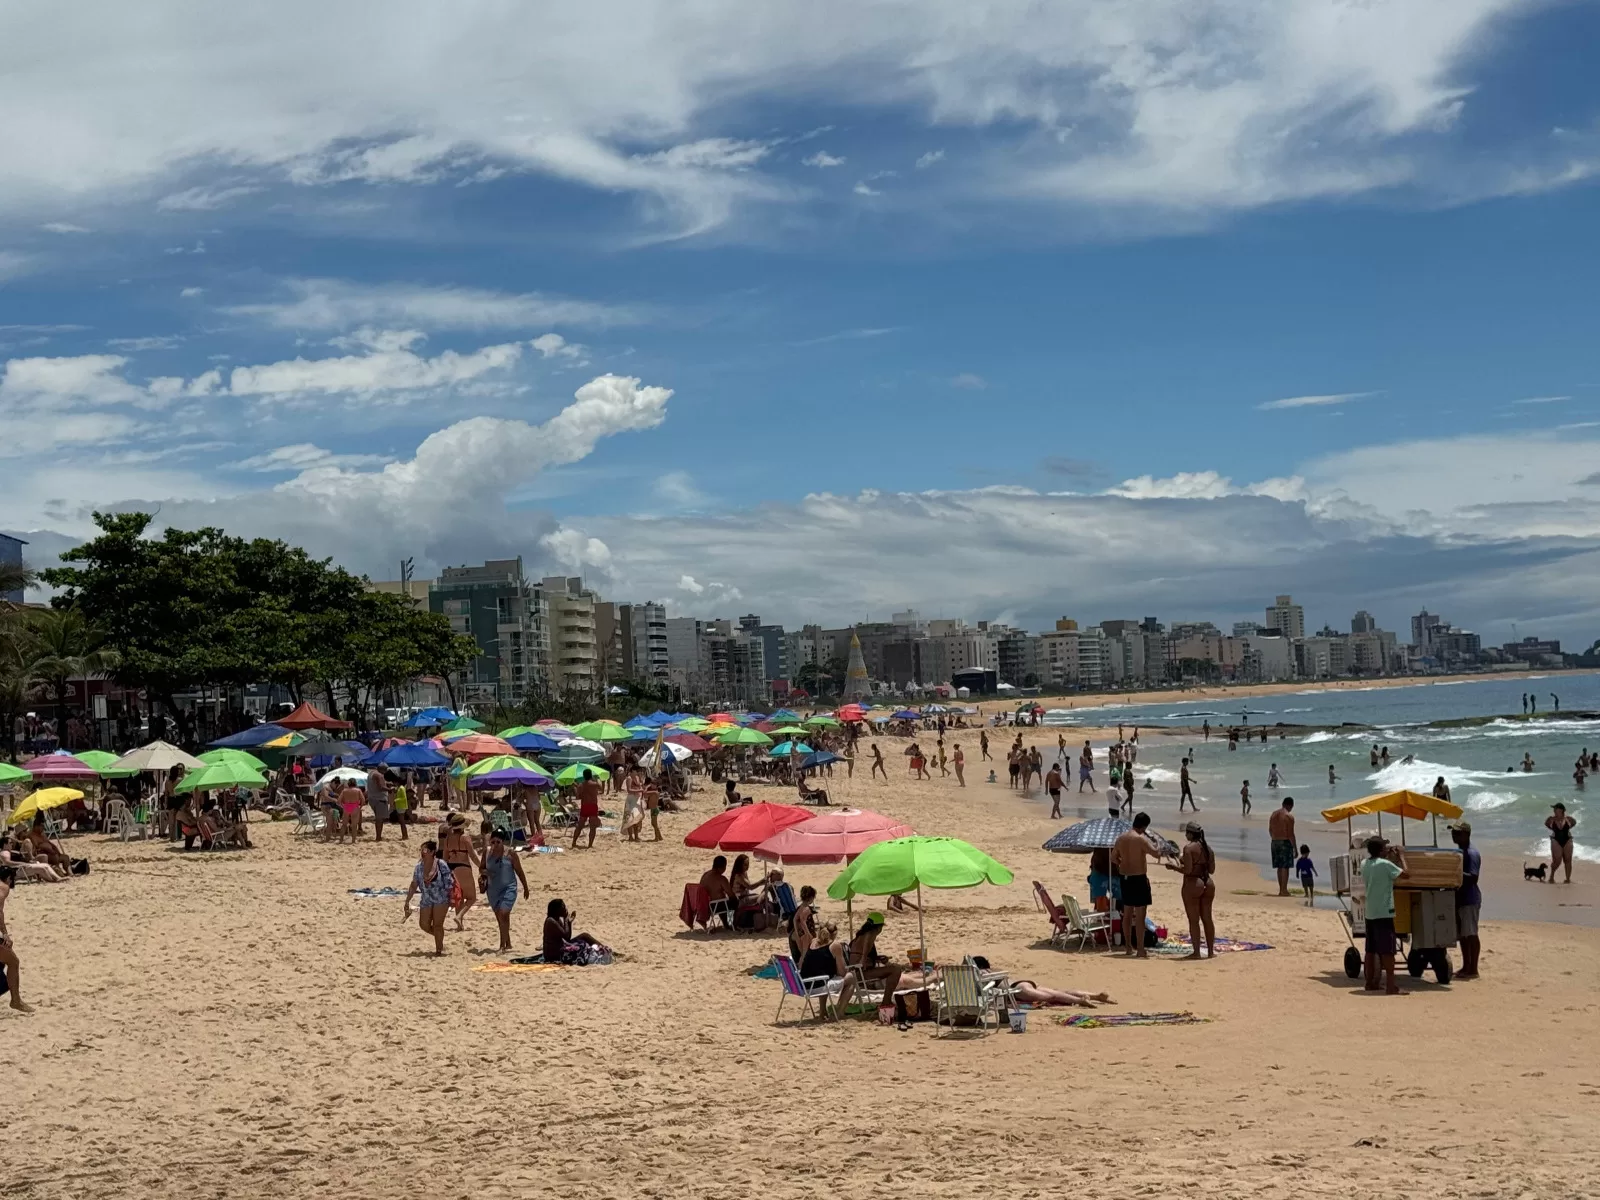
xmin=103 ymin=798 xmax=129 ymax=838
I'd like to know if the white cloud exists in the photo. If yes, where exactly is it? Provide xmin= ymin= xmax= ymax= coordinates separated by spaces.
xmin=226 ymin=335 xmax=525 ymax=403
xmin=180 ymin=287 xmax=203 ymax=297
xmin=950 ymin=372 xmax=986 ymax=390
xmin=1257 ymin=391 xmax=1373 ymax=411
xmin=0 ymin=252 xmax=34 ymax=281
xmin=156 ymin=185 xmax=260 ymax=212
xmin=230 ymin=443 xmax=393 ymax=472
xmin=914 ymin=149 xmax=945 ymax=169
xmin=107 ymin=335 xmax=183 ymax=351
xmin=229 ymin=278 xmax=635 ymax=333
xmin=803 ymin=152 xmax=846 ymax=168
xmin=654 ymin=470 xmax=707 ymax=509
xmin=40 ymin=222 xmax=90 ymax=234
xmin=853 ymin=182 xmax=881 ymax=196
xmin=678 ymin=574 xmax=705 ymax=595
xmin=531 ymin=333 xmax=588 ymax=363
xmin=635 ymin=138 xmax=772 ymax=170
xmin=1513 ymin=395 xmax=1570 ymax=405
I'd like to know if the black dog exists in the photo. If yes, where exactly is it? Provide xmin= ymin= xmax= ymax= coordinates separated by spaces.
xmin=1524 ymin=862 xmax=1548 ymax=881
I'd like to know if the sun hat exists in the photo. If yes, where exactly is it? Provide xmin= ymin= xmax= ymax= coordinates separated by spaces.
xmin=865 ymin=911 xmax=885 ymax=926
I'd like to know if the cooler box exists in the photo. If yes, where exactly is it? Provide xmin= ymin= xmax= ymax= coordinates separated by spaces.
xmin=1401 ymin=847 xmax=1463 ymax=889
xmin=1400 ymin=888 xmax=1458 ymax=949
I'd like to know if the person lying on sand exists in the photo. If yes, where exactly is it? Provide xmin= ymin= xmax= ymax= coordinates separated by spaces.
xmin=968 ymin=956 xmax=1113 ymax=1007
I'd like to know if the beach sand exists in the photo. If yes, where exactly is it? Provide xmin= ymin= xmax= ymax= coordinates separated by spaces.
xmin=10 ymin=743 xmax=1600 ymax=1199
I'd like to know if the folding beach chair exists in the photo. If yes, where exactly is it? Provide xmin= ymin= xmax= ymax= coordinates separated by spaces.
xmin=772 ymin=954 xmax=842 ymax=1024
xmin=1032 ymin=880 xmax=1071 ymax=949
xmin=541 ymin=795 xmax=572 ymax=829
xmin=770 ymin=881 xmax=798 ymax=924
xmin=1062 ymin=893 xmax=1112 ymax=952
xmin=291 ymin=798 xmax=324 ymax=836
xmin=934 ymin=962 xmax=1001 ymax=1035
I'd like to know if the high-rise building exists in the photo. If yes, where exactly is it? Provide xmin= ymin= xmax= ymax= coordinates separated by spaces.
xmin=594 ymin=601 xmax=622 ymax=686
xmin=539 ymin=576 xmax=601 ymax=696
xmin=429 ymin=558 xmax=548 ymax=705
xmin=665 ymin=617 xmax=708 ymax=698
xmin=0 ymin=532 xmax=26 ymax=604
xmin=1351 ymin=610 xmax=1377 ymax=634
xmin=620 ymin=602 xmax=668 ymax=682
xmin=1265 ymin=595 xmax=1305 ymax=640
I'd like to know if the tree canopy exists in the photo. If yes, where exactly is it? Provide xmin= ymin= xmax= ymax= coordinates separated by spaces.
xmin=41 ymin=511 xmax=477 ymax=729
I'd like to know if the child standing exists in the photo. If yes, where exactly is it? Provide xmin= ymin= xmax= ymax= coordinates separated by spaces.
xmin=1295 ymin=844 xmax=1316 ymax=904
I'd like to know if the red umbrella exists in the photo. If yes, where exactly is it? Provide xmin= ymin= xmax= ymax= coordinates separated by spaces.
xmin=752 ymin=808 xmax=915 ymax=865
xmin=663 ymin=732 xmax=710 ymax=752
xmin=836 ymin=704 xmax=866 ymax=721
xmin=683 ymin=801 xmax=815 ymax=852
xmin=706 ymin=712 xmax=734 ymax=723
xmin=20 ymin=753 xmax=99 ymax=779
xmin=276 ymin=701 xmax=354 ymax=731
xmin=445 ymin=734 xmax=515 ymax=760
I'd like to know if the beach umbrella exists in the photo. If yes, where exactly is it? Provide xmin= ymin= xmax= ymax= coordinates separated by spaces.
xmin=260 ymin=731 xmax=308 ymax=750
xmin=664 ymin=732 xmax=710 ymax=752
xmin=74 ymin=750 xmax=140 ymax=778
xmin=19 ymin=753 xmax=100 ymax=780
xmin=505 ymin=731 xmax=562 ymax=755
xmin=684 ymin=801 xmax=815 ymax=852
xmin=543 ymin=742 xmax=607 ymax=766
xmin=800 ymin=750 xmax=840 ymax=770
xmin=198 ymin=748 xmax=269 ymax=772
xmin=276 ymin=701 xmax=354 ymax=731
xmin=6 ymin=786 xmax=85 ymax=825
xmin=753 ymin=808 xmax=915 ymax=866
xmin=365 ymin=742 xmax=451 ymax=769
xmin=441 ymin=734 xmax=515 ymax=760
xmin=444 ymin=716 xmax=485 ymax=732
xmin=438 ymin=728 xmax=474 ymax=742
xmin=628 ymin=726 xmax=661 ymax=742
xmin=571 ymin=720 xmax=632 ymax=742
xmin=640 ymin=742 xmax=692 ymax=768
xmin=0 ymin=762 xmax=33 ymax=785
xmin=401 ymin=711 xmax=450 ymax=729
xmin=706 ymin=712 xmax=734 ymax=723
xmin=173 ymin=760 xmax=270 ymax=793
xmin=827 ymin=836 xmax=1015 ymax=963
xmin=209 ymin=724 xmax=291 ymax=749
xmin=891 ymin=709 xmax=921 ymax=721
xmin=836 ymin=704 xmax=866 ymax=721
xmin=671 ymin=717 xmax=711 ymax=732
xmin=923 ymin=704 xmax=948 ymax=714
xmin=715 ymin=727 xmax=773 ymax=748
xmin=496 ymin=726 xmax=536 ymax=738
xmin=768 ymin=741 xmax=813 ymax=757
xmin=769 ymin=725 xmax=810 ymax=737
xmin=463 ymin=754 xmax=551 ymax=779
xmin=1042 ymin=817 xmax=1179 ymax=858
xmin=313 ymin=767 xmax=369 ymax=791
xmin=804 ymin=715 xmax=841 ymax=728
xmin=769 ymin=708 xmax=801 ymax=722
xmin=468 ymin=766 xmax=554 ymax=790
xmin=553 ymin=763 xmax=610 ymax=786
xmin=283 ymin=737 xmax=368 ymax=761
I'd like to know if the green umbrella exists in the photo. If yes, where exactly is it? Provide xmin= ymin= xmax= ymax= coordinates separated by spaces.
xmin=671 ymin=717 xmax=711 ymax=732
xmin=199 ymin=748 xmax=269 ymax=772
xmin=0 ymin=762 xmax=33 ymax=785
xmin=173 ymin=760 xmax=270 ymax=793
xmin=554 ymin=763 xmax=610 ymax=786
xmin=827 ymin=836 xmax=1014 ymax=964
xmin=715 ymin=727 xmax=773 ymax=747
xmin=804 ymin=715 xmax=841 ymax=728
xmin=74 ymin=750 xmax=140 ymax=779
xmin=463 ymin=754 xmax=552 ymax=779
xmin=496 ymin=726 xmax=536 ymax=739
xmin=570 ymin=720 xmax=632 ymax=742
xmin=445 ymin=716 xmax=485 ymax=732
xmin=768 ymin=725 xmax=810 ymax=737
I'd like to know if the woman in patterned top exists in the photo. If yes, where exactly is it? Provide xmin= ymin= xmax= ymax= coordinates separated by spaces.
xmin=403 ymin=840 xmax=454 ymax=956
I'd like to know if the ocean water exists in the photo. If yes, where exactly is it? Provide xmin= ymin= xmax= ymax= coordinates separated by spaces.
xmin=1040 ymin=674 xmax=1599 ymax=857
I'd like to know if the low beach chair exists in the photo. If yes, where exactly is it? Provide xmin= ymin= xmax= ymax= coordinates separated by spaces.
xmin=772 ymin=954 xmax=842 ymax=1024
xmin=1032 ymin=880 xmax=1071 ymax=949
xmin=541 ymin=795 xmax=572 ymax=829
xmin=934 ymin=962 xmax=1001 ymax=1035
xmin=291 ymin=798 xmax=323 ymax=836
xmin=770 ymin=881 xmax=798 ymax=924
xmin=1062 ymin=893 xmax=1112 ymax=951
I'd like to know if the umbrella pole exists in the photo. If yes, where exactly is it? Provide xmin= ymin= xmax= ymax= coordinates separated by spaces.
xmin=918 ymin=883 xmax=926 ymax=968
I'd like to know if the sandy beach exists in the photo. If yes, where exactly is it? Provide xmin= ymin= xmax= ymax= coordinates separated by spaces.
xmin=10 ymin=730 xmax=1600 ymax=1200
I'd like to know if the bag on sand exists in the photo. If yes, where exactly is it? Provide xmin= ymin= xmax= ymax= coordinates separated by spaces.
xmin=894 ymin=989 xmax=933 ymax=1023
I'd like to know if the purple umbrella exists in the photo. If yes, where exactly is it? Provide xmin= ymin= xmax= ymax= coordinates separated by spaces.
xmin=466 ymin=767 xmax=553 ymax=789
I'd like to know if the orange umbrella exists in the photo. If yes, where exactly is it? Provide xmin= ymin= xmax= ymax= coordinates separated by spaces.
xmin=444 ymin=734 xmax=516 ymax=760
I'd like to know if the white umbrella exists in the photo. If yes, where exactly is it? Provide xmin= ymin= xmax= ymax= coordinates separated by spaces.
xmin=558 ymin=737 xmax=606 ymax=754
xmin=109 ymin=740 xmax=207 ymax=773
xmin=317 ymin=767 xmax=369 ymax=790
xmin=640 ymin=742 xmax=692 ymax=768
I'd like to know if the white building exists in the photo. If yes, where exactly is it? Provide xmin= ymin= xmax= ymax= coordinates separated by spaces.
xmin=1265 ymin=594 xmax=1305 ymax=640
xmin=538 ymin=576 xmax=601 ymax=696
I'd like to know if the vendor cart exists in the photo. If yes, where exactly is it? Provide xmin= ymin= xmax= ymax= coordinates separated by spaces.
xmin=1322 ymin=790 xmax=1464 ymax=986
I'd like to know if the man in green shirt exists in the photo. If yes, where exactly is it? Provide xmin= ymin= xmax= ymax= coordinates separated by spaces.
xmin=1360 ymin=836 xmax=1408 ymax=994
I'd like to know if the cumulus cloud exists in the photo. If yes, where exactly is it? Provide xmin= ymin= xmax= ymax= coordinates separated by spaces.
xmin=949 ymin=372 xmax=986 ymax=389
xmin=531 ymin=333 xmax=588 ymax=363
xmin=228 ymin=278 xmax=636 ymax=333
xmin=226 ymin=335 xmax=525 ymax=403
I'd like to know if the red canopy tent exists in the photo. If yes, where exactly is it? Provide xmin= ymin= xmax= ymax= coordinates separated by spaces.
xmin=276 ymin=701 xmax=353 ymax=731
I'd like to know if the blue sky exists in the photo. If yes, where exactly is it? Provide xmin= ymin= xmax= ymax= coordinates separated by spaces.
xmin=3 ymin=0 xmax=1600 ymax=643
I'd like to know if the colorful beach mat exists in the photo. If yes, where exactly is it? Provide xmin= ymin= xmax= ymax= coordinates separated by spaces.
xmin=1057 ymin=1011 xmax=1211 ymax=1029
xmin=472 ymin=961 xmax=563 ymax=974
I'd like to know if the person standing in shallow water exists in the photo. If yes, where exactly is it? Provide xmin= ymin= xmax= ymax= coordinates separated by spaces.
xmin=1545 ymin=802 xmax=1576 ymax=883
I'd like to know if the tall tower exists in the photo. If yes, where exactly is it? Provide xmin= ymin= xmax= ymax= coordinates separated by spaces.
xmin=844 ymin=630 xmax=870 ymax=698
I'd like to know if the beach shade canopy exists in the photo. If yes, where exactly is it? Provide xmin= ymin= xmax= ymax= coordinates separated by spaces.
xmin=836 ymin=704 xmax=866 ymax=721
xmin=1322 ymin=789 xmax=1464 ymax=824
xmin=440 ymin=734 xmax=516 ymax=760
xmin=684 ymin=801 xmax=815 ymax=852
xmin=1043 ymin=817 xmax=1179 ymax=858
xmin=173 ymin=760 xmax=270 ymax=793
xmin=664 ymin=732 xmax=710 ymax=752
xmin=753 ymin=808 xmax=915 ymax=865
xmin=112 ymin=740 xmax=208 ymax=773
xmin=464 ymin=754 xmax=551 ymax=780
xmin=553 ymin=763 xmax=610 ymax=786
xmin=570 ymin=720 xmax=632 ymax=742
xmin=282 ymin=736 xmax=368 ymax=760
xmin=19 ymin=753 xmax=100 ymax=779
xmin=544 ymin=742 xmax=607 ymax=766
xmin=640 ymin=742 xmax=693 ymax=768
xmin=496 ymin=725 xmax=536 ymax=738
xmin=276 ymin=701 xmax=354 ymax=731
xmin=0 ymin=762 xmax=32 ymax=785
xmin=769 ymin=709 xmax=802 ymax=723
xmin=706 ymin=712 xmax=734 ymax=723
xmin=444 ymin=716 xmax=485 ymax=732
xmin=715 ymin=727 xmax=773 ymax=748
xmin=768 ymin=741 xmax=813 ymax=757
xmin=401 ymin=711 xmax=448 ymax=729
xmin=260 ymin=732 xmax=308 ymax=749
xmin=804 ymin=715 xmax=841 ymax=728
xmin=438 ymin=728 xmax=474 ymax=742
xmin=209 ymin=723 xmax=291 ymax=749
xmin=505 ymin=731 xmax=562 ymax=755
xmin=469 ymin=767 xmax=554 ymax=790
xmin=800 ymin=750 xmax=840 ymax=770
xmin=890 ymin=709 xmax=921 ymax=721
xmin=768 ymin=725 xmax=810 ymax=737
xmin=7 ymin=786 xmax=85 ymax=824
xmin=365 ymin=742 xmax=451 ymax=769
xmin=670 ymin=717 xmax=711 ymax=732
xmin=73 ymin=749 xmax=140 ymax=778
xmin=198 ymin=748 xmax=269 ymax=772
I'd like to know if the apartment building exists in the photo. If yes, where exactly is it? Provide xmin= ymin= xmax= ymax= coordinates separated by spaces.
xmin=539 ymin=576 xmax=601 ymax=696
xmin=619 ymin=602 xmax=669 ymax=682
xmin=429 ymin=558 xmax=548 ymax=705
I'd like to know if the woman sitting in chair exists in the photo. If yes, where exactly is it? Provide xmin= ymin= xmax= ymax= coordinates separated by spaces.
xmin=845 ymin=913 xmax=904 ymax=1001
xmin=799 ymin=923 xmax=854 ymax=1009
xmin=796 ymin=772 xmax=830 ymax=806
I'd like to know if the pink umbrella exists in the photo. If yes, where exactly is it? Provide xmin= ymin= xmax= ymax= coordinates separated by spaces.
xmin=752 ymin=808 xmax=916 ymax=865
xmin=20 ymin=753 xmax=100 ymax=779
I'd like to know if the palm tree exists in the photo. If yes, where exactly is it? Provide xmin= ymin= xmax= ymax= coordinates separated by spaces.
xmin=0 ymin=559 xmax=33 ymax=607
xmin=27 ymin=607 xmax=120 ymax=742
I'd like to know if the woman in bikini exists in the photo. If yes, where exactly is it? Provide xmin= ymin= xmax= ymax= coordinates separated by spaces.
xmin=1163 ymin=821 xmax=1217 ymax=960
xmin=439 ymin=814 xmax=480 ymax=931
xmin=403 ymin=840 xmax=453 ymax=956
xmin=643 ymin=776 xmax=662 ymax=842
xmin=1546 ymin=802 xmax=1577 ymax=883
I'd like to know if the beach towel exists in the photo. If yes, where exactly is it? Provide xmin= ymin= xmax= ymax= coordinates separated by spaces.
xmin=749 ymin=960 xmax=782 ymax=980
xmin=472 ymin=961 xmax=564 ymax=974
xmin=1150 ymin=934 xmax=1274 ymax=957
xmin=1057 ymin=1011 xmax=1211 ymax=1029
xmin=680 ymin=882 xmax=711 ymax=929
xmin=521 ymin=844 xmax=565 ymax=855
xmin=348 ymin=887 xmax=406 ymax=900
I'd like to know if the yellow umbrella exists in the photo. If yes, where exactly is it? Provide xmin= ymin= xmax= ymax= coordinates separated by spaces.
xmin=261 ymin=732 xmax=307 ymax=749
xmin=7 ymin=786 xmax=85 ymax=825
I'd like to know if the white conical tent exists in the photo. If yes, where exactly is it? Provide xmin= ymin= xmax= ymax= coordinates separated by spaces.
xmin=844 ymin=630 xmax=870 ymax=699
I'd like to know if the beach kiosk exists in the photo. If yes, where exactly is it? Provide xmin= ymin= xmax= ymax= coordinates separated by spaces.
xmin=1322 ymin=789 xmax=1464 ymax=985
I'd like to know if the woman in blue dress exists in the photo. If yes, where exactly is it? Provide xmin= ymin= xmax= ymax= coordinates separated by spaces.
xmin=481 ymin=829 xmax=531 ymax=952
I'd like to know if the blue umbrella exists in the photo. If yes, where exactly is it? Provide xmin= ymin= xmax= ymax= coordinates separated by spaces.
xmin=628 ymin=727 xmax=660 ymax=742
xmin=770 ymin=708 xmax=801 ymax=723
xmin=1043 ymin=817 xmax=1179 ymax=856
xmin=505 ymin=731 xmax=561 ymax=754
xmin=209 ymin=723 xmax=291 ymax=748
xmin=891 ymin=709 xmax=921 ymax=721
xmin=800 ymin=750 xmax=839 ymax=769
xmin=365 ymin=743 xmax=451 ymax=768
xmin=769 ymin=740 xmax=814 ymax=757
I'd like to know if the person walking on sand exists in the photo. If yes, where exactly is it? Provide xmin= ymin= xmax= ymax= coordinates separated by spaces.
xmin=571 ymin=769 xmax=603 ymax=849
xmin=1111 ymin=812 xmax=1161 ymax=958
xmin=481 ymin=829 xmax=531 ymax=952
xmin=403 ymin=840 xmax=453 ymax=957
xmin=1268 ymin=797 xmax=1296 ymax=896
xmin=1360 ymin=836 xmax=1408 ymax=995
xmin=1078 ymin=742 xmax=1095 ymax=793
xmin=870 ymin=743 xmax=887 ymax=781
xmin=1545 ymin=802 xmax=1577 ymax=883
xmin=1240 ymin=780 xmax=1251 ymax=817
xmin=1449 ymin=821 xmax=1481 ymax=979
xmin=0 ymin=865 xmax=34 ymax=1011
xmin=980 ymin=730 xmax=991 ymax=761
xmin=1162 ymin=821 xmax=1215 ymax=960
xmin=1179 ymin=758 xmax=1197 ymax=813
xmin=644 ymin=776 xmax=662 ymax=841
xmin=953 ymin=744 xmax=965 ymax=787
xmin=440 ymin=814 xmax=479 ymax=931
xmin=621 ymin=765 xmax=646 ymax=842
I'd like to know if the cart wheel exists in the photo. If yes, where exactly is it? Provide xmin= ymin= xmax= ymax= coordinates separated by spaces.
xmin=1343 ymin=947 xmax=1362 ymax=979
xmin=1406 ymin=950 xmax=1425 ymax=978
xmin=1433 ymin=952 xmax=1453 ymax=985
